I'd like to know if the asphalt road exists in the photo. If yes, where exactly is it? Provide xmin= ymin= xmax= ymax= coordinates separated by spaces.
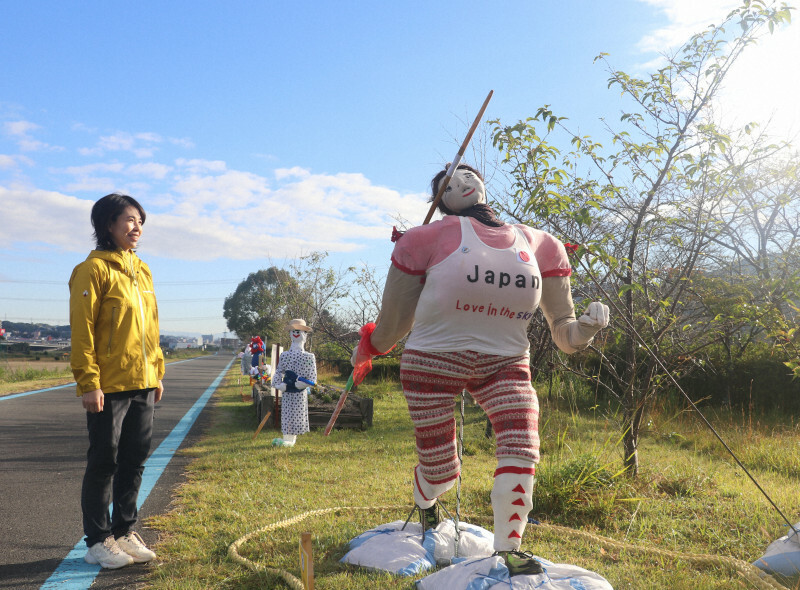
xmin=0 ymin=353 xmax=235 ymax=590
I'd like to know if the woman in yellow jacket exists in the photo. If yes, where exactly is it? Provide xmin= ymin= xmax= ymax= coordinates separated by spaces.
xmin=69 ymin=193 xmax=165 ymax=570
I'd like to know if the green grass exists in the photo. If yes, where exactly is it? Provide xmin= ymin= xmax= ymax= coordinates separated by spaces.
xmin=143 ymin=368 xmax=800 ymax=589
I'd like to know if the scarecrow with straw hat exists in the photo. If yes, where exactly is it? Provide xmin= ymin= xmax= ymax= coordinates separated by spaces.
xmin=271 ymin=319 xmax=317 ymax=448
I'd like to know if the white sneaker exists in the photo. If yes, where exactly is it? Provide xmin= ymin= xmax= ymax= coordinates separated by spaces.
xmin=84 ymin=536 xmax=134 ymax=569
xmin=116 ymin=531 xmax=156 ymax=563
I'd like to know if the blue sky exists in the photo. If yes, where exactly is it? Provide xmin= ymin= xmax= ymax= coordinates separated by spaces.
xmin=1 ymin=1 xmax=797 ymax=337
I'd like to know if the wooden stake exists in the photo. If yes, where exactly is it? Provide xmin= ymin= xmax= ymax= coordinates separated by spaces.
xmin=251 ymin=411 xmax=272 ymax=441
xmin=299 ymin=531 xmax=314 ymax=590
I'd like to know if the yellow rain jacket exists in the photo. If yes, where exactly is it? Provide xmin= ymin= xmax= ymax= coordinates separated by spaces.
xmin=69 ymin=249 xmax=165 ymax=395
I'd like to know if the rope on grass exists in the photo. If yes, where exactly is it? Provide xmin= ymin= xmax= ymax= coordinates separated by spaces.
xmin=228 ymin=508 xmax=788 ymax=590
xmin=227 ymin=505 xmax=407 ymax=589
xmin=532 ymin=521 xmax=788 ymax=590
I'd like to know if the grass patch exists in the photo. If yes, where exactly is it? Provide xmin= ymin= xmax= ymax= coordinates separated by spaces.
xmin=143 ymin=368 xmax=800 ymax=589
xmin=0 ymin=350 xmax=213 ymax=396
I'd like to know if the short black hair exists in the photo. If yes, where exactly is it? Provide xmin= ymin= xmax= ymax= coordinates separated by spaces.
xmin=91 ymin=193 xmax=146 ymax=250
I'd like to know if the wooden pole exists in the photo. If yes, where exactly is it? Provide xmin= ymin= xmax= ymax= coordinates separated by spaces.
xmin=423 ymin=90 xmax=493 ymax=225
xmin=323 ymin=372 xmax=354 ymax=436
xmin=251 ymin=411 xmax=272 ymax=441
xmin=299 ymin=531 xmax=314 ymax=590
xmin=324 ymin=92 xmax=494 ymax=436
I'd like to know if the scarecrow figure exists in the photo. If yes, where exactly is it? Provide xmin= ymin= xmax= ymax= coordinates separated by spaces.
xmin=239 ymin=346 xmax=252 ymax=376
xmin=250 ymin=335 xmax=265 ymax=370
xmin=351 ymin=163 xmax=609 ymax=576
xmin=271 ymin=319 xmax=317 ymax=447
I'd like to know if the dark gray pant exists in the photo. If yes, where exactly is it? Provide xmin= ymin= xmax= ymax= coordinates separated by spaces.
xmin=81 ymin=389 xmax=154 ymax=548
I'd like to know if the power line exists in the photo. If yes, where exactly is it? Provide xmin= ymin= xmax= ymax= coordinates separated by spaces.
xmin=0 ymin=297 xmax=225 ymax=303
xmin=0 ymin=279 xmax=241 ymax=286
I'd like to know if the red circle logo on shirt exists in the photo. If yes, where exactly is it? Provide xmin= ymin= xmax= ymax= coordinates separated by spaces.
xmin=519 ymin=251 xmax=530 ymax=262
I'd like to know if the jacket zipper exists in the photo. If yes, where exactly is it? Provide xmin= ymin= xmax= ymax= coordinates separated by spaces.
xmin=130 ymin=251 xmax=151 ymax=389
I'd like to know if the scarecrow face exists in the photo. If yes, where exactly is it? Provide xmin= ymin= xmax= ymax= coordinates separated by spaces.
xmin=290 ymin=329 xmax=307 ymax=347
xmin=442 ymin=168 xmax=486 ymax=212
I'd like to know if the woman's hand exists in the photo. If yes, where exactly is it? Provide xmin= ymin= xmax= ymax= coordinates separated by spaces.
xmin=82 ymin=389 xmax=104 ymax=413
xmin=154 ymin=380 xmax=164 ymax=403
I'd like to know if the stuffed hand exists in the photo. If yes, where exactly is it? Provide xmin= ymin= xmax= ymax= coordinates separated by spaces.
xmin=578 ymin=301 xmax=610 ymax=329
xmin=284 ymin=370 xmax=298 ymax=389
xmin=274 ymin=382 xmax=287 ymax=392
xmin=351 ymin=344 xmax=374 ymax=368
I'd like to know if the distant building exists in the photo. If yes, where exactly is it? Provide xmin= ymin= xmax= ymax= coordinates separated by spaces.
xmin=219 ymin=337 xmax=240 ymax=350
xmin=160 ymin=335 xmax=203 ymax=350
xmin=202 ymin=334 xmax=214 ymax=345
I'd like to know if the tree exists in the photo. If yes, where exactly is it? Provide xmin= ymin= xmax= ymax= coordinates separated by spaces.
xmin=490 ymin=1 xmax=794 ymax=475
xmin=281 ymin=252 xmax=357 ymax=353
xmin=223 ymin=253 xmax=370 ymax=356
xmin=223 ymin=267 xmax=294 ymax=343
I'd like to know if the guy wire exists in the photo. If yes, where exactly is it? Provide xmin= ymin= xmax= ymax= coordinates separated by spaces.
xmin=575 ymin=256 xmax=798 ymax=536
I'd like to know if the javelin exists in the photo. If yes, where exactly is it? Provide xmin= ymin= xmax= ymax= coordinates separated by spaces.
xmin=324 ymin=91 xmax=494 ymax=436
xmin=423 ymin=90 xmax=494 ymax=225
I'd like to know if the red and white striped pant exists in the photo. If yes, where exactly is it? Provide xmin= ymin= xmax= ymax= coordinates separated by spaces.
xmin=400 ymin=348 xmax=540 ymax=488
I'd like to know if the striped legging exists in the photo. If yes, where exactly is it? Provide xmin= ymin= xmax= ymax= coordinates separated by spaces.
xmin=400 ymin=348 xmax=540 ymax=488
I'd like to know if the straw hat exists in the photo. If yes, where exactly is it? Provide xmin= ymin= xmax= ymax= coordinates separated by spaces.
xmin=287 ymin=318 xmax=312 ymax=332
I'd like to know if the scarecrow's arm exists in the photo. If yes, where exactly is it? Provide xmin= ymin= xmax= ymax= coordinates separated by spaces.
xmin=370 ymin=265 xmax=424 ymax=354
xmin=541 ymin=276 xmax=604 ymax=353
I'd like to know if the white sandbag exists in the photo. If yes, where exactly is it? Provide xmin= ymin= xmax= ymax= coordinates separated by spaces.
xmin=340 ymin=519 xmax=494 ymax=576
xmin=753 ymin=522 xmax=800 ymax=578
xmin=416 ymin=554 xmax=614 ymax=590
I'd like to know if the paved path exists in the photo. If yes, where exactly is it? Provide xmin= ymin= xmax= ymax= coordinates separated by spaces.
xmin=0 ymin=353 xmax=235 ymax=589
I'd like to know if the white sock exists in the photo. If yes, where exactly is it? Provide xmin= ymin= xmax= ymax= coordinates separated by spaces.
xmin=412 ymin=464 xmax=456 ymax=509
xmin=491 ymin=458 xmax=535 ymax=551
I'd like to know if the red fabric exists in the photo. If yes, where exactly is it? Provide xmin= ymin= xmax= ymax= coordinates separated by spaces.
xmin=494 ymin=465 xmax=537 ymax=477
xmin=353 ymin=322 xmax=395 ymax=386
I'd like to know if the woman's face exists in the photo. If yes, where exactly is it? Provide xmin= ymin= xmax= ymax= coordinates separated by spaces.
xmin=109 ymin=205 xmax=143 ymax=251
xmin=441 ymin=168 xmax=486 ymax=212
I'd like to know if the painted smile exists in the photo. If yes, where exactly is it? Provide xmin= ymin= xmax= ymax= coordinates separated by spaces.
xmin=463 ymin=188 xmax=475 ymax=198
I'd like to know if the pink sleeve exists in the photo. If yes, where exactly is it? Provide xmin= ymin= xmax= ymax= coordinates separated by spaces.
xmin=517 ymin=225 xmax=572 ymax=278
xmin=390 ymin=217 xmax=462 ymax=275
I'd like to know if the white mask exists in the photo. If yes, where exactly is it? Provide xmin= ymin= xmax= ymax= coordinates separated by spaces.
xmin=441 ymin=168 xmax=486 ymax=213
xmin=290 ymin=329 xmax=307 ymax=349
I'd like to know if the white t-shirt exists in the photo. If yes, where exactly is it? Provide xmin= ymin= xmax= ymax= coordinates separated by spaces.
xmin=406 ymin=216 xmax=542 ymax=355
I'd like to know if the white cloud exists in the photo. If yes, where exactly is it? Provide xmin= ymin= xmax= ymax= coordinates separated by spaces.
xmin=78 ymin=130 xmax=193 ymax=159
xmin=274 ymin=166 xmax=311 ymax=180
xmin=0 ymin=163 xmax=430 ymax=262
xmin=0 ymin=154 xmax=29 ymax=169
xmin=126 ymin=162 xmax=171 ymax=179
xmin=636 ymin=0 xmax=739 ymax=52
xmin=175 ymin=158 xmax=227 ymax=173
xmin=5 ymin=120 xmax=40 ymax=136
xmin=635 ymin=0 xmax=800 ymax=140
xmin=0 ymin=187 xmax=93 ymax=251
xmin=3 ymin=119 xmax=61 ymax=152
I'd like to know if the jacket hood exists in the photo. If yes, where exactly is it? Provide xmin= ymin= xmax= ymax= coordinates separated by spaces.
xmin=88 ymin=249 xmax=142 ymax=273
